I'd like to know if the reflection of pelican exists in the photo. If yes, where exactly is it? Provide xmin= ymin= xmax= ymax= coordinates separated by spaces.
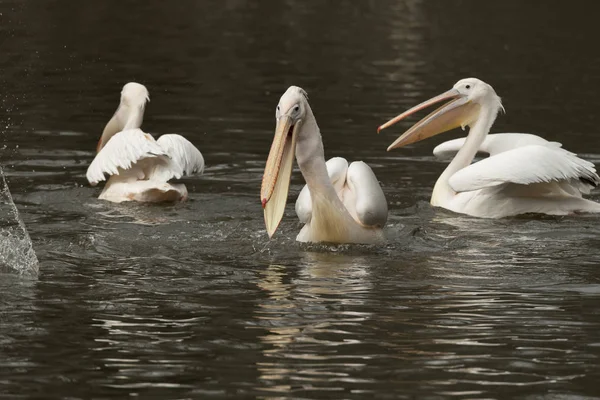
xmin=87 ymin=82 xmax=204 ymax=203
xmin=378 ymin=78 xmax=600 ymax=218
xmin=261 ymin=86 xmax=388 ymax=243
xmin=254 ymin=256 xmax=372 ymax=393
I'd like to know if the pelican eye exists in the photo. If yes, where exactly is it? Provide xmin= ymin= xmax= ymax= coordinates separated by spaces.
xmin=293 ymin=106 xmax=299 ymax=113
xmin=465 ymin=85 xmax=471 ymax=89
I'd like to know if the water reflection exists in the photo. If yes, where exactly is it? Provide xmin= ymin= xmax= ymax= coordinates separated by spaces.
xmin=255 ymin=253 xmax=373 ymax=396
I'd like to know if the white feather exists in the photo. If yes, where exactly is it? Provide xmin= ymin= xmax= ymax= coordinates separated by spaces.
xmin=87 ymin=129 xmax=167 ymax=185
xmin=156 ymin=134 xmax=205 ymax=178
xmin=295 ymin=157 xmax=348 ymax=224
xmin=433 ymin=133 xmax=562 ymax=159
xmin=346 ymin=161 xmax=388 ymax=227
xmin=295 ymin=157 xmax=387 ymax=228
xmin=449 ymin=145 xmax=599 ymax=193
xmin=87 ymin=129 xmax=204 ymax=186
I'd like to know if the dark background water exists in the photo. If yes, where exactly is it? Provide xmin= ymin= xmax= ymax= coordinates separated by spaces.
xmin=2 ymin=1 xmax=600 ymax=398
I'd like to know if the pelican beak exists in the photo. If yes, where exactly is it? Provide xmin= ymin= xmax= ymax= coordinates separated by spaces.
xmin=261 ymin=115 xmax=300 ymax=238
xmin=378 ymin=88 xmax=480 ymax=151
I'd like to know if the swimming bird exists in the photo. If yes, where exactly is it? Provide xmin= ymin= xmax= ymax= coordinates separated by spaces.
xmin=378 ymin=78 xmax=600 ymax=218
xmin=261 ymin=86 xmax=388 ymax=243
xmin=87 ymin=82 xmax=204 ymax=203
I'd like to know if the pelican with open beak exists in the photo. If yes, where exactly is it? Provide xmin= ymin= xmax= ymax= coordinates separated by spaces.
xmin=261 ymin=86 xmax=388 ymax=243
xmin=378 ymin=77 xmax=600 ymax=218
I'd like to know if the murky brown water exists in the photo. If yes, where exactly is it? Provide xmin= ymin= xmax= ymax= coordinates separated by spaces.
xmin=2 ymin=1 xmax=600 ymax=398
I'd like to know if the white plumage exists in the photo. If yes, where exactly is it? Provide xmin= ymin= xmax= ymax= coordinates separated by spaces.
xmin=295 ymin=157 xmax=388 ymax=229
xmin=433 ymin=133 xmax=560 ymax=159
xmin=261 ymin=86 xmax=388 ymax=244
xmin=448 ymin=144 xmax=597 ymax=193
xmin=87 ymin=83 xmax=204 ymax=203
xmin=380 ymin=78 xmax=600 ymax=218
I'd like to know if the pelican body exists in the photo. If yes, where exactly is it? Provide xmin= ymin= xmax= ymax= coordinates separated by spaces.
xmin=87 ymin=83 xmax=204 ymax=203
xmin=378 ymin=78 xmax=600 ymax=218
xmin=261 ymin=86 xmax=388 ymax=244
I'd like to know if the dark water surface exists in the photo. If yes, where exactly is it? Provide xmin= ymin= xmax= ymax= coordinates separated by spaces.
xmin=2 ymin=1 xmax=600 ymax=398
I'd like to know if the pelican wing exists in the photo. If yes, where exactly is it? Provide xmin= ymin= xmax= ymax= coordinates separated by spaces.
xmin=346 ymin=161 xmax=388 ymax=227
xmin=295 ymin=185 xmax=312 ymax=224
xmin=156 ymin=134 xmax=205 ymax=179
xmin=295 ymin=158 xmax=388 ymax=228
xmin=86 ymin=129 xmax=167 ymax=185
xmin=449 ymin=145 xmax=599 ymax=193
xmin=295 ymin=157 xmax=349 ymax=224
xmin=433 ymin=133 xmax=562 ymax=159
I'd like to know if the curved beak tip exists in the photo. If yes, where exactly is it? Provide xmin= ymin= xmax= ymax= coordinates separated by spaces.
xmin=261 ymin=198 xmax=267 ymax=208
xmin=377 ymin=126 xmax=382 ymax=134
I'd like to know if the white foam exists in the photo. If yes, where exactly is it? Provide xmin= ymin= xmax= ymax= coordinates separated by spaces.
xmin=0 ymin=167 xmax=38 ymax=276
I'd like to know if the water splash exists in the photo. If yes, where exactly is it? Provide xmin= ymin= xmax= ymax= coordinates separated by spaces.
xmin=0 ymin=166 xmax=38 ymax=276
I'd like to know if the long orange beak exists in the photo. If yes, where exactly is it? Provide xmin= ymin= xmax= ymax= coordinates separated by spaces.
xmin=378 ymin=88 xmax=479 ymax=151
xmin=260 ymin=115 xmax=299 ymax=238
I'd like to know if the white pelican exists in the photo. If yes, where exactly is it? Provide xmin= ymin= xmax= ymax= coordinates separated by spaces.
xmin=261 ymin=86 xmax=388 ymax=244
xmin=378 ymin=78 xmax=600 ymax=218
xmin=87 ymin=82 xmax=205 ymax=203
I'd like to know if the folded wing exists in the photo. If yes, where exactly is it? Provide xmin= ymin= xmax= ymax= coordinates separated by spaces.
xmin=449 ymin=145 xmax=599 ymax=194
xmin=434 ymin=133 xmax=561 ymax=159
xmin=345 ymin=161 xmax=388 ymax=228
xmin=294 ymin=157 xmax=388 ymax=228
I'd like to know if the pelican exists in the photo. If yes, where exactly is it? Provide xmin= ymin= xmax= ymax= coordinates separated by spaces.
xmin=86 ymin=82 xmax=205 ymax=203
xmin=261 ymin=86 xmax=388 ymax=244
xmin=378 ymin=77 xmax=600 ymax=218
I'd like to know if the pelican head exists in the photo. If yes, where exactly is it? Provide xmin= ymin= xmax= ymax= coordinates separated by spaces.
xmin=120 ymin=82 xmax=150 ymax=108
xmin=97 ymin=82 xmax=150 ymax=152
xmin=378 ymin=78 xmax=503 ymax=151
xmin=261 ymin=86 xmax=310 ymax=237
